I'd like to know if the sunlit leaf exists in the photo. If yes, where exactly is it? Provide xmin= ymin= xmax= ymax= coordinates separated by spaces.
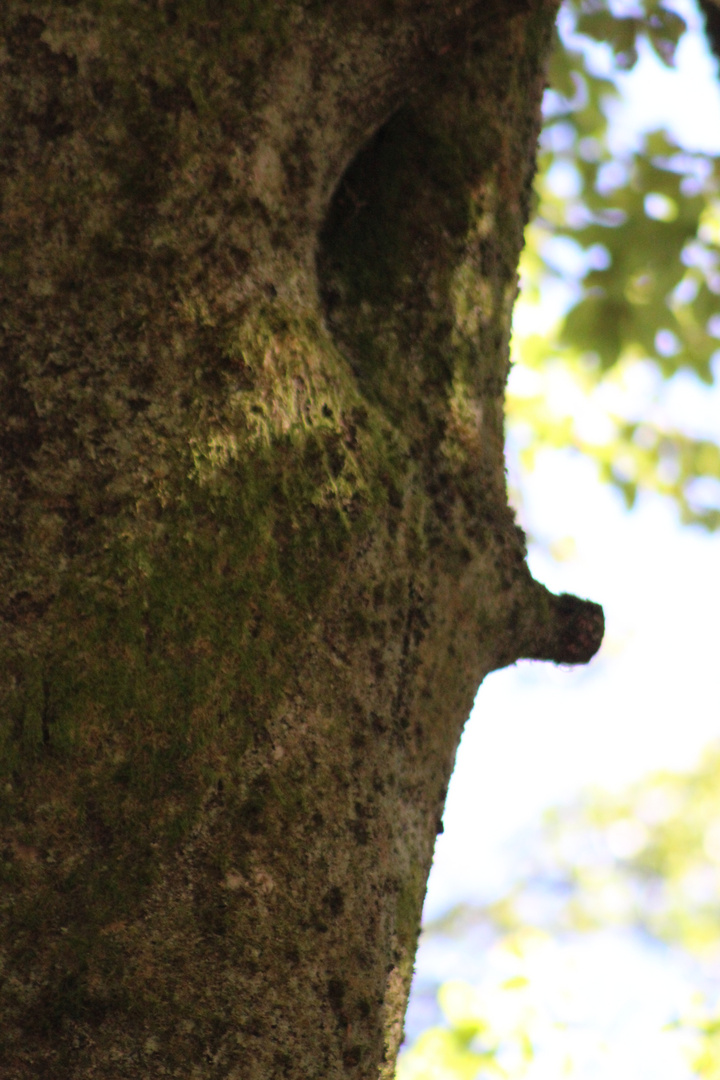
xmin=508 ymin=0 xmax=720 ymax=530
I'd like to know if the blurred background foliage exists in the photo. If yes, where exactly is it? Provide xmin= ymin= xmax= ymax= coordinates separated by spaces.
xmin=397 ymin=0 xmax=720 ymax=1075
xmin=398 ymin=745 xmax=720 ymax=1078
xmin=507 ymin=0 xmax=720 ymax=529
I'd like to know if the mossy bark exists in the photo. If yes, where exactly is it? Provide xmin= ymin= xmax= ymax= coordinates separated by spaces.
xmin=0 ymin=2 xmax=602 ymax=1077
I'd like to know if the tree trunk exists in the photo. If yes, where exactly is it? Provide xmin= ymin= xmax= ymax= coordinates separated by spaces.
xmin=0 ymin=2 xmax=602 ymax=1077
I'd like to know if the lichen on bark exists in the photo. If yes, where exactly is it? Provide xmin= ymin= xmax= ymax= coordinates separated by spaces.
xmin=0 ymin=2 xmax=601 ymax=1077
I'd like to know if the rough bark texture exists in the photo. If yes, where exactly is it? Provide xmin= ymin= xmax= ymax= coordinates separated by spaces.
xmin=0 ymin=2 xmax=603 ymax=1077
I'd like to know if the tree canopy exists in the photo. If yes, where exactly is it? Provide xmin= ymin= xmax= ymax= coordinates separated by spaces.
xmin=509 ymin=0 xmax=720 ymax=529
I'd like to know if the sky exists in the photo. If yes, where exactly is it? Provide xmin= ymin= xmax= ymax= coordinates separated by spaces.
xmin=422 ymin=452 xmax=720 ymax=920
xmin=403 ymin=0 xmax=720 ymax=1070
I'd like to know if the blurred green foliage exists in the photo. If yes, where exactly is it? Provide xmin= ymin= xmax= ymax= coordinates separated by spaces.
xmin=509 ymin=0 xmax=720 ymax=529
xmin=398 ymin=743 xmax=720 ymax=1079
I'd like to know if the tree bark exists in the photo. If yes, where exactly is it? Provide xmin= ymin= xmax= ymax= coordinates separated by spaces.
xmin=0 ymin=2 xmax=602 ymax=1077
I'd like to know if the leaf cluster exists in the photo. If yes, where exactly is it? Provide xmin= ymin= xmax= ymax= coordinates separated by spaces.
xmin=510 ymin=0 xmax=720 ymax=529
